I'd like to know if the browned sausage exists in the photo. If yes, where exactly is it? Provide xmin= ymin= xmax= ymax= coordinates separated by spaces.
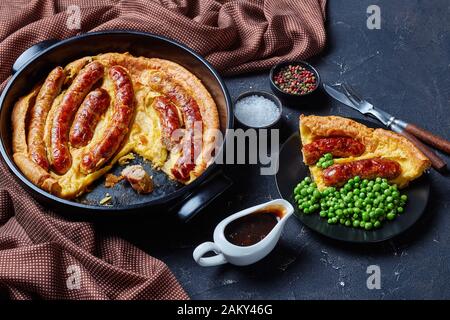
xmin=302 ymin=137 xmax=365 ymax=165
xmin=80 ymin=66 xmax=134 ymax=174
xmin=152 ymin=96 xmax=181 ymax=150
xmin=69 ymin=88 xmax=110 ymax=148
xmin=27 ymin=67 xmax=65 ymax=170
xmin=148 ymin=73 xmax=203 ymax=181
xmin=121 ymin=165 xmax=154 ymax=194
xmin=171 ymin=98 xmax=202 ymax=181
xmin=322 ymin=157 xmax=401 ymax=186
xmin=50 ymin=61 xmax=104 ymax=175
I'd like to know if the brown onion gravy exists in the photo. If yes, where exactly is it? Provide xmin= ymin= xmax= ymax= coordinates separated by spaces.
xmin=224 ymin=206 xmax=285 ymax=247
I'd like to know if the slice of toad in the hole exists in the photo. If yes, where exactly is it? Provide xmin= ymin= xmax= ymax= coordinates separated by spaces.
xmin=121 ymin=165 xmax=154 ymax=194
xmin=299 ymin=115 xmax=431 ymax=190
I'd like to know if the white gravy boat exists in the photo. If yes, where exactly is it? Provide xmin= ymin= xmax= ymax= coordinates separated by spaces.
xmin=193 ymin=199 xmax=294 ymax=267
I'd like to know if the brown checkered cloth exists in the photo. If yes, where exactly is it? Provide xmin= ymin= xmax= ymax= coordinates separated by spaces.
xmin=0 ymin=0 xmax=327 ymax=299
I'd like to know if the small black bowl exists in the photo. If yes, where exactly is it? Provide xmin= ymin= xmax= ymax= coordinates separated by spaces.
xmin=233 ymin=90 xmax=282 ymax=129
xmin=269 ymin=61 xmax=321 ymax=103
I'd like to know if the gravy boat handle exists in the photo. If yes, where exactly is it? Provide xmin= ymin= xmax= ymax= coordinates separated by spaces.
xmin=193 ymin=242 xmax=227 ymax=267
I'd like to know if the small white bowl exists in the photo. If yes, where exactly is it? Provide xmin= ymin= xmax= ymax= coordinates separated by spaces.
xmin=193 ymin=199 xmax=294 ymax=267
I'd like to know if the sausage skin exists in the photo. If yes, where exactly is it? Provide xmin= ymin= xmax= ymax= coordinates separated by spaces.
xmin=322 ymin=157 xmax=401 ymax=186
xmin=80 ymin=66 xmax=134 ymax=174
xmin=69 ymin=88 xmax=110 ymax=148
xmin=171 ymin=98 xmax=202 ymax=181
xmin=28 ymin=67 xmax=65 ymax=170
xmin=50 ymin=61 xmax=104 ymax=175
xmin=303 ymin=137 xmax=365 ymax=165
xmin=152 ymin=96 xmax=181 ymax=150
xmin=148 ymin=73 xmax=202 ymax=181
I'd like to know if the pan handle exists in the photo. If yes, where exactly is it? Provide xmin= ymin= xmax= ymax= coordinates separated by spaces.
xmin=12 ymin=39 xmax=59 ymax=74
xmin=175 ymin=169 xmax=233 ymax=222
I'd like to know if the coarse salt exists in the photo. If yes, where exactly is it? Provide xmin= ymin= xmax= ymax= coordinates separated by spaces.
xmin=234 ymin=95 xmax=280 ymax=127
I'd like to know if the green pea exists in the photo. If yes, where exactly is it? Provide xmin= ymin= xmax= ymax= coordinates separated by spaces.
xmin=353 ymin=188 xmax=360 ymax=194
xmin=392 ymin=191 xmax=400 ymax=198
xmin=368 ymin=181 xmax=374 ymax=187
xmin=374 ymin=221 xmax=381 ymax=228
xmin=386 ymin=203 xmax=394 ymax=210
xmin=401 ymin=194 xmax=408 ymax=201
xmin=304 ymin=177 xmax=311 ymax=183
xmin=303 ymin=208 xmax=310 ymax=214
xmin=325 ymin=153 xmax=333 ymax=160
xmin=354 ymin=176 xmax=361 ymax=182
xmin=384 ymin=189 xmax=392 ymax=196
xmin=375 ymin=208 xmax=384 ymax=216
xmin=386 ymin=196 xmax=393 ymax=203
xmin=295 ymin=195 xmax=301 ymax=201
xmin=320 ymin=210 xmax=327 ymax=217
xmin=365 ymin=222 xmax=373 ymax=230
xmin=373 ymin=184 xmax=381 ymax=192
xmin=381 ymin=182 xmax=389 ymax=190
xmin=340 ymin=218 xmax=346 ymax=225
xmin=327 ymin=211 xmax=334 ymax=218
xmin=345 ymin=220 xmax=352 ymax=227
xmin=353 ymin=220 xmax=360 ymax=228
xmin=375 ymin=177 xmax=382 ymax=183
xmin=327 ymin=218 xmax=333 ymax=224
xmin=359 ymin=192 xmax=366 ymax=198
xmin=369 ymin=211 xmax=377 ymax=218
xmin=362 ymin=213 xmax=369 ymax=222
xmin=387 ymin=212 xmax=396 ymax=220
xmin=360 ymin=221 xmax=366 ymax=228
xmin=397 ymin=207 xmax=404 ymax=214
xmin=331 ymin=217 xmax=338 ymax=224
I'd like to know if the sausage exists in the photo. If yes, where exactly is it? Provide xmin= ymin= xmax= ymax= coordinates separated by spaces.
xmin=152 ymin=96 xmax=181 ymax=150
xmin=63 ymin=57 xmax=91 ymax=86
xmin=322 ymin=157 xmax=401 ymax=186
xmin=50 ymin=61 xmax=104 ymax=175
xmin=27 ymin=67 xmax=65 ymax=170
xmin=302 ymin=137 xmax=365 ymax=165
xmin=80 ymin=66 xmax=135 ymax=174
xmin=171 ymin=98 xmax=202 ymax=181
xmin=69 ymin=88 xmax=110 ymax=148
xmin=121 ymin=165 xmax=154 ymax=194
xmin=148 ymin=73 xmax=202 ymax=180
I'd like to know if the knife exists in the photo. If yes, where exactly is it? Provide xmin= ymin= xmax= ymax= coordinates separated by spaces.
xmin=323 ymin=83 xmax=449 ymax=172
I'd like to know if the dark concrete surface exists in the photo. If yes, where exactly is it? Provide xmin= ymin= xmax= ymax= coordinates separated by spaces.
xmin=101 ymin=0 xmax=450 ymax=299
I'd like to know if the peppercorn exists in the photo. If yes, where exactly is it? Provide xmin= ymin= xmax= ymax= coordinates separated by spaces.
xmin=273 ymin=64 xmax=317 ymax=95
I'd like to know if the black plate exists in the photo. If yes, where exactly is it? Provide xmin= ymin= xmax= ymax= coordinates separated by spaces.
xmin=275 ymin=120 xmax=431 ymax=243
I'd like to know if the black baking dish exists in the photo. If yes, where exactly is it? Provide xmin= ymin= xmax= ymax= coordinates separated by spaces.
xmin=0 ymin=31 xmax=233 ymax=220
